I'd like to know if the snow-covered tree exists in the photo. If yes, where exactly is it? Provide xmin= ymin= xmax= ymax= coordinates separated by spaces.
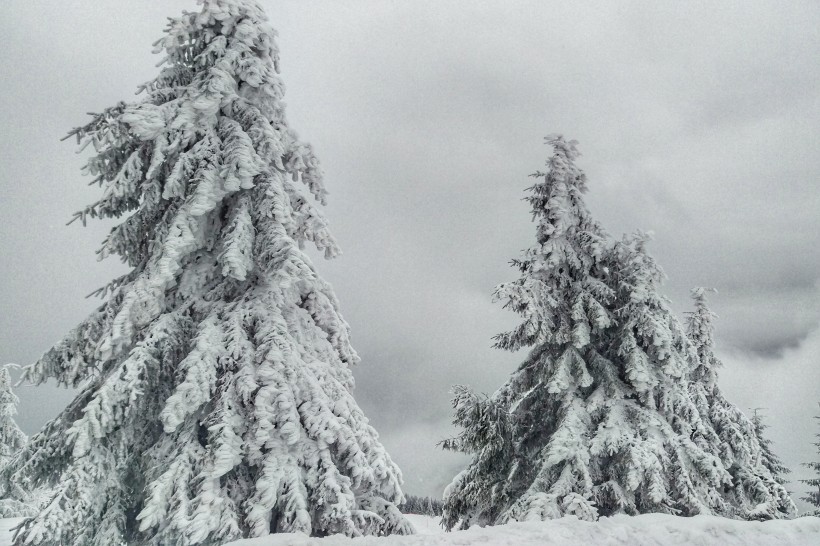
xmin=398 ymin=495 xmax=444 ymax=516
xmin=801 ymin=404 xmax=820 ymax=515
xmin=751 ymin=409 xmax=789 ymax=486
xmin=0 ymin=367 xmax=26 ymax=470
xmin=686 ymin=289 xmax=794 ymax=520
xmin=441 ymin=136 xmax=794 ymax=530
xmin=0 ymin=2 xmax=410 ymax=544
xmin=0 ymin=366 xmax=34 ymax=518
xmin=441 ymin=135 xmax=613 ymax=529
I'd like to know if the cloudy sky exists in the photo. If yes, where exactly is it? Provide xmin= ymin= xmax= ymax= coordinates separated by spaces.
xmin=1 ymin=0 xmax=818 ymax=510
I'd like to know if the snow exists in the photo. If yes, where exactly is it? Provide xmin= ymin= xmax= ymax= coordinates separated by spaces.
xmin=0 ymin=519 xmax=22 ymax=546
xmin=1 ymin=513 xmax=818 ymax=545
xmin=223 ymin=514 xmax=820 ymax=546
xmin=399 ymin=515 xmax=444 ymax=535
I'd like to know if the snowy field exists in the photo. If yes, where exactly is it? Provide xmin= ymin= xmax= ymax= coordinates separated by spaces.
xmin=1 ymin=515 xmax=818 ymax=545
xmin=224 ymin=514 xmax=820 ymax=546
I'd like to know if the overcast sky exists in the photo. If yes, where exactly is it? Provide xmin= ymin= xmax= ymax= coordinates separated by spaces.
xmin=1 ymin=0 xmax=818 ymax=511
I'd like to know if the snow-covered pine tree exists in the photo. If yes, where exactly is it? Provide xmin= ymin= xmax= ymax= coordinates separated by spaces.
xmin=441 ymin=135 xmax=794 ymax=531
xmin=0 ymin=366 xmax=34 ymax=518
xmin=0 ymin=1 xmax=411 ymax=544
xmin=751 ymin=409 xmax=789 ymax=486
xmin=801 ymin=404 xmax=820 ymax=515
xmin=441 ymin=135 xmax=612 ymax=529
xmin=591 ymin=233 xmax=734 ymax=516
xmin=686 ymin=289 xmax=794 ymax=519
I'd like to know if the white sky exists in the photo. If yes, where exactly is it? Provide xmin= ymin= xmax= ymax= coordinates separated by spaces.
xmin=1 ymin=0 xmax=818 ymax=511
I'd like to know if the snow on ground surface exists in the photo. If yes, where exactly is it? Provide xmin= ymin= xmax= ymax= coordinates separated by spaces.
xmin=0 ymin=515 xmax=818 ymax=545
xmin=225 ymin=514 xmax=820 ymax=546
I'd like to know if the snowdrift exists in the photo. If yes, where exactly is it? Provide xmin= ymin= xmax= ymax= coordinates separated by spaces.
xmin=1 ymin=515 xmax=818 ymax=545
xmin=224 ymin=514 xmax=820 ymax=546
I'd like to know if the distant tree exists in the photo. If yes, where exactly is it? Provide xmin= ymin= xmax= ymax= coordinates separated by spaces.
xmin=441 ymin=136 xmax=795 ymax=531
xmin=0 ymin=1 xmax=410 ymax=544
xmin=751 ymin=409 xmax=790 ymax=486
xmin=801 ymin=404 xmax=820 ymax=515
xmin=685 ymin=288 xmax=794 ymax=519
xmin=0 ymin=366 xmax=33 ymax=518
xmin=398 ymin=495 xmax=444 ymax=516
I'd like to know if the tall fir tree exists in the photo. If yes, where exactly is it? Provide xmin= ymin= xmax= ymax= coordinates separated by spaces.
xmin=0 ymin=366 xmax=33 ymax=518
xmin=441 ymin=135 xmax=794 ymax=530
xmin=686 ymin=289 xmax=794 ymax=519
xmin=1 ymin=1 xmax=411 ymax=544
xmin=442 ymin=135 xmax=614 ymax=528
xmin=801 ymin=404 xmax=820 ymax=515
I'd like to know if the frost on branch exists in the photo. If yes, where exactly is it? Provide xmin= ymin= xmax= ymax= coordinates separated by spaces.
xmin=0 ymin=1 xmax=409 ymax=544
xmin=441 ymin=136 xmax=795 ymax=531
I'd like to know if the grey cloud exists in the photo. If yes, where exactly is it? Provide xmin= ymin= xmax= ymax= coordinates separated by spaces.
xmin=719 ymin=324 xmax=820 ymax=513
xmin=375 ymin=417 xmax=470 ymax=498
xmin=1 ymin=0 xmax=818 ymax=504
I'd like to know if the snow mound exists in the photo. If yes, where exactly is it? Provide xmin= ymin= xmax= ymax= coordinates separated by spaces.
xmin=225 ymin=514 xmax=820 ymax=546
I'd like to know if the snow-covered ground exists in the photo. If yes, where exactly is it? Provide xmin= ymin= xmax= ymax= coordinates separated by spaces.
xmin=1 ymin=514 xmax=818 ymax=545
xmin=225 ymin=514 xmax=820 ymax=546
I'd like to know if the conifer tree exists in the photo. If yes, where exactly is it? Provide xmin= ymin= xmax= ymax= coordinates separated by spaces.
xmin=1 ymin=1 xmax=410 ymax=544
xmin=0 ymin=367 xmax=26 ymax=471
xmin=441 ymin=135 xmax=794 ymax=530
xmin=751 ymin=409 xmax=789 ymax=486
xmin=0 ymin=366 xmax=33 ymax=518
xmin=686 ymin=289 xmax=794 ymax=519
xmin=801 ymin=404 xmax=820 ymax=515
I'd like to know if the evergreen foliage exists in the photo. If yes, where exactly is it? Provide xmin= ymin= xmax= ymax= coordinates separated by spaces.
xmin=750 ymin=409 xmax=789 ymax=486
xmin=685 ymin=289 xmax=793 ymax=519
xmin=441 ymin=136 xmax=795 ymax=530
xmin=0 ymin=367 xmax=26 ymax=470
xmin=1 ymin=1 xmax=410 ymax=544
xmin=801 ymin=404 xmax=820 ymax=515
xmin=0 ymin=366 xmax=34 ymax=518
